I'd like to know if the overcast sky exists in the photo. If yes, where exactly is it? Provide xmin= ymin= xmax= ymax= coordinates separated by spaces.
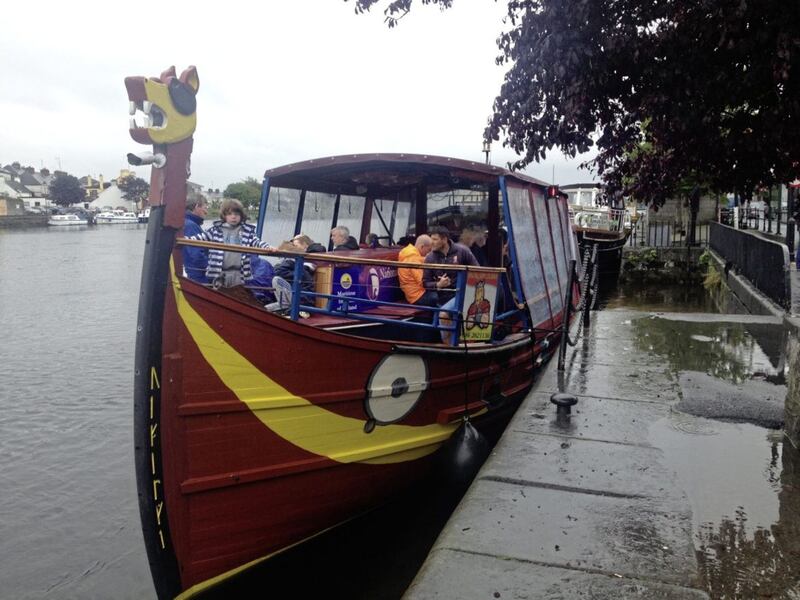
xmin=0 ymin=1 xmax=597 ymax=190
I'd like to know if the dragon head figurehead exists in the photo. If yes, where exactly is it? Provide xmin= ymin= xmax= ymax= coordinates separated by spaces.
xmin=125 ymin=65 xmax=198 ymax=228
xmin=125 ymin=66 xmax=199 ymax=145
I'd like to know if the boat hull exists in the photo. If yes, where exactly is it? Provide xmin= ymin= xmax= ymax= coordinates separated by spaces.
xmin=576 ymin=229 xmax=630 ymax=277
xmin=135 ymin=208 xmax=546 ymax=598
xmin=47 ymin=220 xmax=88 ymax=226
xmin=96 ymin=217 xmax=139 ymax=223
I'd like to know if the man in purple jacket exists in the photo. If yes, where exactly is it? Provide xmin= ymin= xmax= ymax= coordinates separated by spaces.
xmin=423 ymin=226 xmax=479 ymax=342
xmin=423 ymin=225 xmax=479 ymax=304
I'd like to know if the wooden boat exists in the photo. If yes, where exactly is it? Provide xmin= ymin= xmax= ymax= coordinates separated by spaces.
xmin=128 ymin=66 xmax=579 ymax=599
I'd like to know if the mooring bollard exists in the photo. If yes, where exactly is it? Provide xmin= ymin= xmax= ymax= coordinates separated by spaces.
xmin=550 ymin=392 xmax=578 ymax=417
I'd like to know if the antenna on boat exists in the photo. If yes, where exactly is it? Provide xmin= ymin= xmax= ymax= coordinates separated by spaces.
xmin=482 ymin=140 xmax=491 ymax=165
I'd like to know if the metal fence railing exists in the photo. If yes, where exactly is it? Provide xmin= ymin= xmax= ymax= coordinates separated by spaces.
xmin=626 ymin=220 xmax=709 ymax=248
xmin=717 ymin=207 xmax=791 ymax=237
xmin=709 ymin=221 xmax=791 ymax=309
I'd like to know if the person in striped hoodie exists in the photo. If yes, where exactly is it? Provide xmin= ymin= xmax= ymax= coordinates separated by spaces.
xmin=187 ymin=198 xmax=274 ymax=288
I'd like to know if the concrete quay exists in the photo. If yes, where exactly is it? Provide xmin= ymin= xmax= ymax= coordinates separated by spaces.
xmin=405 ymin=308 xmax=790 ymax=600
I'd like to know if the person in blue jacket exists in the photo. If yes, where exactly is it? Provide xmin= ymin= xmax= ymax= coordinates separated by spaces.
xmin=183 ymin=197 xmax=209 ymax=282
xmin=186 ymin=199 xmax=274 ymax=288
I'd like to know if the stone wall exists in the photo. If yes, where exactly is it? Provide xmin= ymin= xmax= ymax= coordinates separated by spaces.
xmin=0 ymin=198 xmax=26 ymax=216
xmin=786 ymin=331 xmax=800 ymax=449
xmin=648 ymin=196 xmax=719 ymax=224
xmin=0 ymin=214 xmax=48 ymax=228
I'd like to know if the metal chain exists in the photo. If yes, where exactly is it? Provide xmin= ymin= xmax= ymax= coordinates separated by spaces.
xmin=567 ymin=245 xmax=599 ymax=346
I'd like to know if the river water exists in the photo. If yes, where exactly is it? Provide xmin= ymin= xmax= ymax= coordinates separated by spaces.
xmin=0 ymin=225 xmax=463 ymax=600
xmin=3 ymin=226 xmax=798 ymax=599
xmin=0 ymin=225 xmax=152 ymax=598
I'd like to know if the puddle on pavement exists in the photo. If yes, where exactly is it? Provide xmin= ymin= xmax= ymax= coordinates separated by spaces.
xmin=631 ymin=314 xmax=798 ymax=597
xmin=598 ymin=282 xmax=718 ymax=312
xmin=651 ymin=418 xmax=800 ymax=599
xmin=630 ymin=316 xmax=787 ymax=385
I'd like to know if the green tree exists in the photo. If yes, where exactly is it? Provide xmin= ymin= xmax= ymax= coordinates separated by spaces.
xmin=49 ymin=174 xmax=85 ymax=207
xmin=224 ymin=177 xmax=262 ymax=212
xmin=352 ymin=0 xmax=800 ymax=205
xmin=118 ymin=175 xmax=150 ymax=207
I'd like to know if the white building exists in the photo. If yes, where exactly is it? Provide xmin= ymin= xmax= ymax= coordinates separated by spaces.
xmin=83 ymin=184 xmax=137 ymax=212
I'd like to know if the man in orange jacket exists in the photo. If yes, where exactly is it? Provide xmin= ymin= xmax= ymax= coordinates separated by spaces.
xmin=398 ymin=235 xmax=438 ymax=307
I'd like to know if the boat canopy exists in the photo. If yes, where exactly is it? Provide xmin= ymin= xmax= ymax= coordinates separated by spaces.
xmin=258 ymin=153 xmax=547 ymax=259
xmin=254 ymin=153 xmax=577 ymax=333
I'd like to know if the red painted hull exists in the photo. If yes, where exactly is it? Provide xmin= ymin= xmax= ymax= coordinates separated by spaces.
xmin=155 ymin=271 xmax=543 ymax=595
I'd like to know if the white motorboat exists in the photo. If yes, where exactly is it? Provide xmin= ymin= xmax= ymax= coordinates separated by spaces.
xmin=48 ymin=214 xmax=89 ymax=226
xmin=95 ymin=209 xmax=139 ymax=223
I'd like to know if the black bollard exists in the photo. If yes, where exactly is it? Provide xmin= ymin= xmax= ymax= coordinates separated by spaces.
xmin=551 ymin=392 xmax=578 ymax=417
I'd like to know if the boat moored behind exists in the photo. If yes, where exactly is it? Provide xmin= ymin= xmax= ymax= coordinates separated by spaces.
xmin=48 ymin=213 xmax=89 ymax=226
xmin=96 ymin=209 xmax=139 ymax=223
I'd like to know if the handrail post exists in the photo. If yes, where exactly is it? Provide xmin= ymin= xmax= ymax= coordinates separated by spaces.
xmin=557 ymin=259 xmax=577 ymax=371
xmin=290 ymin=256 xmax=304 ymax=321
xmin=450 ymin=271 xmax=468 ymax=346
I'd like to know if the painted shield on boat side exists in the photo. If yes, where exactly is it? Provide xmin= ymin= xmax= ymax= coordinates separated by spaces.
xmin=365 ymin=354 xmax=428 ymax=425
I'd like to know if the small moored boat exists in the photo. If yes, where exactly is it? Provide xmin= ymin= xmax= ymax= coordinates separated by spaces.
xmin=96 ymin=209 xmax=139 ymax=223
xmin=128 ymin=66 xmax=580 ymax=599
xmin=48 ymin=214 xmax=88 ymax=226
xmin=569 ymin=203 xmax=631 ymax=276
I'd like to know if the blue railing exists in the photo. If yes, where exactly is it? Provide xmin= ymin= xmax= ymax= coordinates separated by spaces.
xmin=176 ymin=239 xmax=518 ymax=345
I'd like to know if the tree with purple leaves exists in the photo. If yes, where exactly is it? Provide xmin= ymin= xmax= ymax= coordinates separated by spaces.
xmin=351 ymin=0 xmax=800 ymax=206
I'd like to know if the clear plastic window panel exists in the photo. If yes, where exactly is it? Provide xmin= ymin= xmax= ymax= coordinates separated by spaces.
xmin=392 ymin=201 xmax=412 ymax=242
xmin=299 ymin=191 xmax=336 ymax=248
xmin=559 ymin=198 xmax=581 ymax=278
xmin=369 ymin=198 xmax=395 ymax=242
xmin=426 ymin=189 xmax=488 ymax=241
xmin=333 ymin=195 xmax=366 ymax=244
xmin=547 ymin=198 xmax=568 ymax=302
xmin=263 ymin=187 xmax=301 ymax=246
xmin=506 ymin=185 xmax=551 ymax=325
xmin=533 ymin=193 xmax=563 ymax=315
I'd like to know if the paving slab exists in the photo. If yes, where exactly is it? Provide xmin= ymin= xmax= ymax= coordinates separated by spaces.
xmin=406 ymin=549 xmax=708 ymax=600
xmin=517 ymin=394 xmax=674 ymax=446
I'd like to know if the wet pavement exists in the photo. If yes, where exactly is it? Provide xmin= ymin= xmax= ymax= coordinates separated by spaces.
xmin=406 ymin=309 xmax=800 ymax=599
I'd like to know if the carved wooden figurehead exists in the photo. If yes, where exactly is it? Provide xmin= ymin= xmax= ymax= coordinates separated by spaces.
xmin=125 ymin=66 xmax=199 ymax=228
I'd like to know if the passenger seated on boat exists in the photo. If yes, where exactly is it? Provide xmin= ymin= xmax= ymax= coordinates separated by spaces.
xmin=330 ymin=226 xmax=360 ymax=251
xmin=461 ymin=226 xmax=489 ymax=267
xmin=399 ymin=234 xmax=440 ymax=343
xmin=423 ymin=226 xmax=479 ymax=343
xmin=248 ymin=255 xmax=275 ymax=303
xmin=183 ymin=198 xmax=209 ymax=283
xmin=398 ymin=235 xmax=437 ymax=307
xmin=185 ymin=198 xmax=274 ymax=288
xmin=291 ymin=234 xmax=327 ymax=254
xmin=274 ymin=240 xmax=317 ymax=305
xmin=366 ymin=233 xmax=382 ymax=249
xmin=423 ymin=226 xmax=479 ymax=305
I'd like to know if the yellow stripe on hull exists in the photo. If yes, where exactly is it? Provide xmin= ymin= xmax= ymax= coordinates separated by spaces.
xmin=172 ymin=263 xmax=461 ymax=464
